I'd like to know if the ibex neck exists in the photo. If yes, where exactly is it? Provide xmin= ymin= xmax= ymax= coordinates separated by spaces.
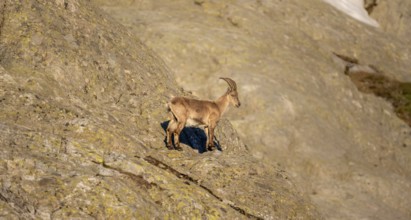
xmin=215 ymin=93 xmax=230 ymax=116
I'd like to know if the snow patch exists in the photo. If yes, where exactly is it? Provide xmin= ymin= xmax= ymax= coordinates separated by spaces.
xmin=323 ymin=0 xmax=379 ymax=27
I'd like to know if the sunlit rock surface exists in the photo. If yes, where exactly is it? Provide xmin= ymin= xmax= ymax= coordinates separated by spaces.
xmin=93 ymin=0 xmax=411 ymax=219
xmin=0 ymin=0 xmax=320 ymax=219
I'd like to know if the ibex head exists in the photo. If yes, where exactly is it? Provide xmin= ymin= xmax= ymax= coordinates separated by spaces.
xmin=220 ymin=77 xmax=241 ymax=107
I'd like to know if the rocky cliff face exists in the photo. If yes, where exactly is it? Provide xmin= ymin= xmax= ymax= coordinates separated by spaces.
xmin=0 ymin=0 xmax=320 ymax=219
xmin=94 ymin=0 xmax=411 ymax=219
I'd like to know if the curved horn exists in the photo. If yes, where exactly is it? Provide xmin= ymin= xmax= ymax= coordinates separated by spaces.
xmin=220 ymin=77 xmax=237 ymax=91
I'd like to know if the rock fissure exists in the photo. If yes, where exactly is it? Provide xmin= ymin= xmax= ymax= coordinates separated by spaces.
xmin=0 ymin=0 xmax=5 ymax=38
xmin=335 ymin=52 xmax=411 ymax=127
xmin=142 ymin=155 xmax=264 ymax=220
xmin=94 ymin=161 xmax=161 ymax=190
xmin=0 ymin=0 xmax=7 ymax=63
xmin=93 ymin=156 xmax=264 ymax=219
xmin=364 ymin=0 xmax=378 ymax=14
xmin=0 ymin=190 xmax=35 ymax=218
xmin=0 ymin=0 xmax=6 ymax=31
xmin=0 ymin=192 xmax=9 ymax=203
xmin=50 ymin=206 xmax=63 ymax=218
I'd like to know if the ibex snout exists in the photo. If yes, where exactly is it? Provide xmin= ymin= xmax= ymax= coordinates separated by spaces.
xmin=233 ymin=96 xmax=241 ymax=107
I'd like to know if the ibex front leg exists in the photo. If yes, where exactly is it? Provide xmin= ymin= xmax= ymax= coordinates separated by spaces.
xmin=207 ymin=123 xmax=217 ymax=151
xmin=204 ymin=125 xmax=209 ymax=151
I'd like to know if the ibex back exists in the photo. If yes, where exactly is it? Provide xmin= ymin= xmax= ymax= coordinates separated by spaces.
xmin=166 ymin=77 xmax=241 ymax=151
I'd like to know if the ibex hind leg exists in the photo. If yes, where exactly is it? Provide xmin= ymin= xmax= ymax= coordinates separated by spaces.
xmin=166 ymin=117 xmax=178 ymax=150
xmin=168 ymin=104 xmax=186 ymax=151
xmin=173 ymin=121 xmax=185 ymax=151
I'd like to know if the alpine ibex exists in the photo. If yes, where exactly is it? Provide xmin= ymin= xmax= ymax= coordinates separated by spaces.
xmin=166 ymin=77 xmax=241 ymax=151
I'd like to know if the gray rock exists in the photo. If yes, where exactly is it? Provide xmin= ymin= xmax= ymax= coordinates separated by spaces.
xmin=0 ymin=0 xmax=320 ymax=219
xmin=93 ymin=0 xmax=411 ymax=219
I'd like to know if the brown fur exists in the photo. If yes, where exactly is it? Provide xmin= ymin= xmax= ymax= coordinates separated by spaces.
xmin=166 ymin=78 xmax=240 ymax=151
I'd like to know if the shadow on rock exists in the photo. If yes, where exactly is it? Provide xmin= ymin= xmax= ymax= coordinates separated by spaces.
xmin=161 ymin=121 xmax=222 ymax=153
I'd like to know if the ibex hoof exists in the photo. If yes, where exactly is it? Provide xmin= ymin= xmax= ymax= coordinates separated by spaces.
xmin=207 ymin=146 xmax=214 ymax=151
xmin=175 ymin=145 xmax=183 ymax=151
xmin=166 ymin=145 xmax=174 ymax=150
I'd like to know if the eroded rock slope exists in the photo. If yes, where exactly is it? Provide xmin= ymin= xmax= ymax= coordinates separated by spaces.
xmin=94 ymin=0 xmax=411 ymax=219
xmin=0 ymin=0 xmax=320 ymax=219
